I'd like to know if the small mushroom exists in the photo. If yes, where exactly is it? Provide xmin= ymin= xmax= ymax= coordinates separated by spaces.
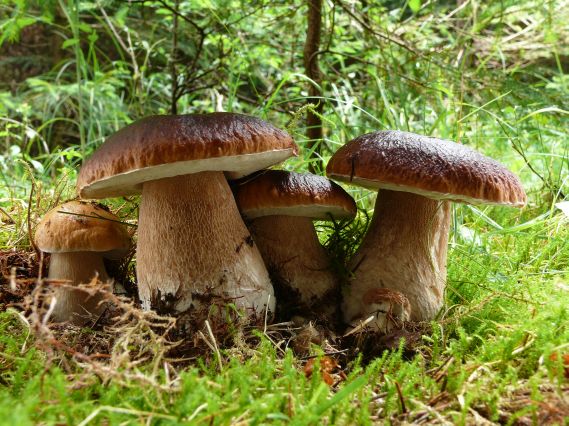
xmin=327 ymin=130 xmax=526 ymax=329
xmin=359 ymin=288 xmax=411 ymax=333
xmin=234 ymin=170 xmax=356 ymax=320
xmin=35 ymin=201 xmax=131 ymax=324
xmin=77 ymin=113 xmax=298 ymax=318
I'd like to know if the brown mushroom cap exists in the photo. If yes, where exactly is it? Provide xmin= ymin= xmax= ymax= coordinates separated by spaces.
xmin=234 ymin=170 xmax=357 ymax=220
xmin=77 ymin=113 xmax=298 ymax=199
xmin=35 ymin=201 xmax=131 ymax=256
xmin=326 ymin=130 xmax=527 ymax=207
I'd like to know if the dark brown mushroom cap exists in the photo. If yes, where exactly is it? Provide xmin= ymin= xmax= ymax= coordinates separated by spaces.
xmin=235 ymin=170 xmax=357 ymax=220
xmin=35 ymin=201 xmax=131 ymax=256
xmin=326 ymin=130 xmax=527 ymax=207
xmin=77 ymin=113 xmax=298 ymax=199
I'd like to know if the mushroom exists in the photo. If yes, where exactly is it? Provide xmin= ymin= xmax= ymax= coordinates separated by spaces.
xmin=356 ymin=288 xmax=411 ymax=333
xmin=234 ymin=170 xmax=357 ymax=320
xmin=77 ymin=113 xmax=298 ymax=317
xmin=326 ymin=130 xmax=526 ymax=329
xmin=35 ymin=201 xmax=131 ymax=324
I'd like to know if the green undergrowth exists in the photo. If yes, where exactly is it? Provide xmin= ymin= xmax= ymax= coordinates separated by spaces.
xmin=0 ymin=206 xmax=568 ymax=424
xmin=0 ymin=267 xmax=567 ymax=425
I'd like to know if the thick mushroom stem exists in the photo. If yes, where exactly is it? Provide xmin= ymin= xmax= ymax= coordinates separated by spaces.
xmin=248 ymin=215 xmax=339 ymax=318
xmin=47 ymin=251 xmax=109 ymax=324
xmin=343 ymin=190 xmax=451 ymax=324
xmin=137 ymin=171 xmax=274 ymax=315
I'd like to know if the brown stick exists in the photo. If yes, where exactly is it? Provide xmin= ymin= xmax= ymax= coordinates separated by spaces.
xmin=395 ymin=380 xmax=407 ymax=414
xmin=170 ymin=0 xmax=180 ymax=114
xmin=27 ymin=178 xmax=40 ymax=260
xmin=303 ymin=0 xmax=324 ymax=173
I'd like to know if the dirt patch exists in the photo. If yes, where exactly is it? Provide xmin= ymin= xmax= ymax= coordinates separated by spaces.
xmin=1 ymin=250 xmax=428 ymax=368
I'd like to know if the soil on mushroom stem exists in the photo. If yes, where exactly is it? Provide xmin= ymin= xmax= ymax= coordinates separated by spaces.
xmin=0 ymin=248 xmax=431 ymax=375
xmin=268 ymin=267 xmax=342 ymax=327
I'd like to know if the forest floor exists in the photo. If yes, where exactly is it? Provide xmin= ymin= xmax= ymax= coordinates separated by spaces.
xmin=1 ymin=184 xmax=568 ymax=424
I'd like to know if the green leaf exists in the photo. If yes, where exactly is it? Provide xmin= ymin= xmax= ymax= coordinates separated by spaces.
xmin=114 ymin=6 xmax=129 ymax=27
xmin=78 ymin=23 xmax=92 ymax=33
xmin=88 ymin=32 xmax=98 ymax=43
xmin=16 ymin=16 xmax=37 ymax=28
xmin=409 ymin=0 xmax=421 ymax=13
xmin=314 ymin=375 xmax=368 ymax=416
xmin=62 ymin=38 xmax=79 ymax=49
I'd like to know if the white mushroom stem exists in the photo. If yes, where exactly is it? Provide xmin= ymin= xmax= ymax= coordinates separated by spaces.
xmin=343 ymin=190 xmax=451 ymax=324
xmin=248 ymin=215 xmax=338 ymax=315
xmin=137 ymin=171 xmax=274 ymax=315
xmin=47 ymin=251 xmax=109 ymax=324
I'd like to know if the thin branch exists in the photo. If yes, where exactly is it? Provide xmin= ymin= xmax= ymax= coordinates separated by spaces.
xmin=170 ymin=0 xmax=179 ymax=114
xmin=304 ymin=0 xmax=324 ymax=173
xmin=127 ymin=0 xmax=206 ymax=36
xmin=332 ymin=0 xmax=418 ymax=54
xmin=98 ymin=3 xmax=140 ymax=84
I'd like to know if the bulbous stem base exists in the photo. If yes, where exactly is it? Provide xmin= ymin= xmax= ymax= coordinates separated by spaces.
xmin=137 ymin=172 xmax=275 ymax=317
xmin=343 ymin=190 xmax=450 ymax=326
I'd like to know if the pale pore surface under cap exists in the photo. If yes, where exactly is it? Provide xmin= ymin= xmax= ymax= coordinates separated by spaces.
xmin=327 ymin=175 xmax=525 ymax=207
xmin=80 ymin=150 xmax=294 ymax=199
xmin=243 ymin=204 xmax=352 ymax=220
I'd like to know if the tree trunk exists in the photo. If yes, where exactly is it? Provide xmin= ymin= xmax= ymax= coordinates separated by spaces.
xmin=303 ymin=0 xmax=324 ymax=173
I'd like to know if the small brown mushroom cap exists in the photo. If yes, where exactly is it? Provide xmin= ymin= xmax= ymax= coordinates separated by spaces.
xmin=35 ymin=201 xmax=131 ymax=256
xmin=326 ymin=130 xmax=527 ymax=207
xmin=77 ymin=113 xmax=298 ymax=199
xmin=235 ymin=170 xmax=357 ymax=220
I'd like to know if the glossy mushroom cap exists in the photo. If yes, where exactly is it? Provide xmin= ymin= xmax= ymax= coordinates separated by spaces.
xmin=326 ymin=130 xmax=526 ymax=206
xmin=78 ymin=113 xmax=298 ymax=199
xmin=235 ymin=170 xmax=357 ymax=220
xmin=35 ymin=201 xmax=131 ymax=257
